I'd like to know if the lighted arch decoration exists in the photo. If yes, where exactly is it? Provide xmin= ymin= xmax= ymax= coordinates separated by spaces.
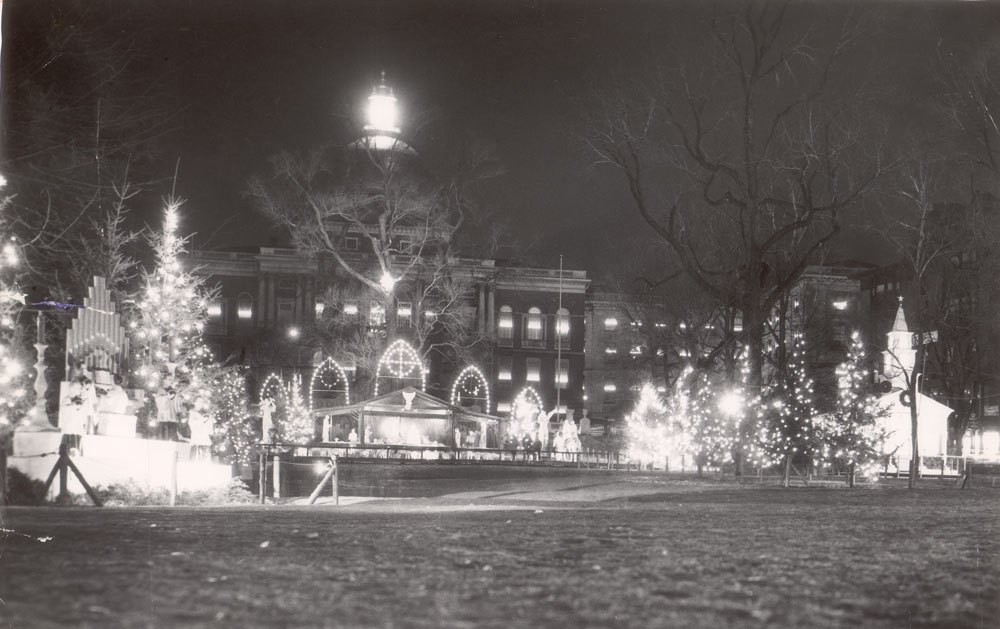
xmin=450 ymin=365 xmax=490 ymax=414
xmin=374 ymin=339 xmax=425 ymax=396
xmin=310 ymin=357 xmax=351 ymax=410
xmin=259 ymin=373 xmax=285 ymax=403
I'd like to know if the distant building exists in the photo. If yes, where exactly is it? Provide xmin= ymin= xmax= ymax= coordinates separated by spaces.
xmin=184 ymin=248 xmax=590 ymax=421
xmin=583 ymin=292 xmax=669 ymax=432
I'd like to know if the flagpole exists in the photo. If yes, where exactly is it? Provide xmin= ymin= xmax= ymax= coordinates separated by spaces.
xmin=556 ymin=254 xmax=563 ymax=421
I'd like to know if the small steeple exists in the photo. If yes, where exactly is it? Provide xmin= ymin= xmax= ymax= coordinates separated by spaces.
xmin=891 ymin=296 xmax=909 ymax=332
xmin=883 ymin=296 xmax=916 ymax=389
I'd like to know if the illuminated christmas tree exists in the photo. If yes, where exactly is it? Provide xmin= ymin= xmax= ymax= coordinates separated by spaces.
xmin=679 ymin=371 xmax=737 ymax=474
xmin=816 ymin=331 xmax=887 ymax=485
xmin=131 ymin=200 xmax=217 ymax=398
xmin=210 ymin=367 xmax=258 ymax=465
xmin=0 ymin=176 xmax=28 ymax=430
xmin=758 ymin=332 xmax=817 ymax=483
xmin=625 ymin=383 xmax=671 ymax=467
xmin=276 ymin=374 xmax=314 ymax=443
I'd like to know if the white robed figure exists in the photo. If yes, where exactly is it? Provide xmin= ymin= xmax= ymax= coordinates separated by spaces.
xmin=556 ymin=417 xmax=582 ymax=461
xmin=187 ymin=396 xmax=214 ymax=457
xmin=60 ymin=377 xmax=91 ymax=437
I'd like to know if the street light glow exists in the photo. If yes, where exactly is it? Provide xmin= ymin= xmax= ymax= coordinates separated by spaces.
xmin=718 ymin=390 xmax=743 ymax=416
xmin=287 ymin=326 xmax=300 ymax=339
xmin=380 ymin=272 xmax=395 ymax=293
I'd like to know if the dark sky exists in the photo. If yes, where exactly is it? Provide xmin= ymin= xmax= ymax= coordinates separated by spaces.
xmin=3 ymin=0 xmax=1000 ymax=279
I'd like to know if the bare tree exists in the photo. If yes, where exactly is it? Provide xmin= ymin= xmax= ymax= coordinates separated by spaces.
xmin=585 ymin=2 xmax=892 ymax=471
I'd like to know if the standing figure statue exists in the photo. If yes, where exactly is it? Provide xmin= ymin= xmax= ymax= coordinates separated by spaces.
xmin=261 ymin=398 xmax=276 ymax=444
xmin=154 ymin=388 xmax=182 ymax=441
xmin=187 ymin=396 xmax=214 ymax=459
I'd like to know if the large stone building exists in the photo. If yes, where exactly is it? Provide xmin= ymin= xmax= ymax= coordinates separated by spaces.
xmin=184 ymin=247 xmax=590 ymax=422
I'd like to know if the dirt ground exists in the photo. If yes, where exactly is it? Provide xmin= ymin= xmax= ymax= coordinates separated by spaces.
xmin=1 ymin=470 xmax=998 ymax=628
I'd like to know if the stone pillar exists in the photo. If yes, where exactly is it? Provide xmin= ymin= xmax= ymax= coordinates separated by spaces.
xmin=487 ymin=286 xmax=495 ymax=332
xmin=477 ymin=283 xmax=486 ymax=333
xmin=257 ymin=276 xmax=266 ymax=328
xmin=266 ymin=277 xmax=276 ymax=326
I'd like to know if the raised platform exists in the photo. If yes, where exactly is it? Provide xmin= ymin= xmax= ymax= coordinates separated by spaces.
xmin=9 ymin=434 xmax=232 ymax=500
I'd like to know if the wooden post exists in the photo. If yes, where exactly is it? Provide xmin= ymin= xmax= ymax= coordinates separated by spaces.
xmin=308 ymin=459 xmax=336 ymax=505
xmin=64 ymin=455 xmax=103 ymax=506
xmin=58 ymin=445 xmax=69 ymax=503
xmin=273 ymin=450 xmax=282 ymax=500
xmin=168 ymin=449 xmax=178 ymax=507
xmin=782 ymin=455 xmax=791 ymax=488
xmin=258 ymin=449 xmax=266 ymax=504
xmin=0 ymin=448 xmax=7 ymax=506
xmin=332 ymin=456 xmax=339 ymax=506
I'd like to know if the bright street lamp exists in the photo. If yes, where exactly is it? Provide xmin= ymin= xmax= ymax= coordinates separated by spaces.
xmin=379 ymin=271 xmax=395 ymax=293
xmin=718 ymin=390 xmax=743 ymax=417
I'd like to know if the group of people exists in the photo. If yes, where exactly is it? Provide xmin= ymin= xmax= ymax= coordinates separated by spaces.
xmin=151 ymin=388 xmax=214 ymax=458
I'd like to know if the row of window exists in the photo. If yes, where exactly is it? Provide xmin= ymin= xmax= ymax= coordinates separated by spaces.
xmin=496 ymin=356 xmax=569 ymax=389
xmin=497 ymin=306 xmax=570 ymax=348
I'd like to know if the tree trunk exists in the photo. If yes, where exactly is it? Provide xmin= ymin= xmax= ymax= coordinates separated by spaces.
xmin=908 ymin=378 xmax=920 ymax=489
xmin=848 ymin=461 xmax=855 ymax=488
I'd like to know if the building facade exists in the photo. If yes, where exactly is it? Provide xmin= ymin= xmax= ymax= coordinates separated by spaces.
xmin=185 ymin=248 xmax=590 ymax=421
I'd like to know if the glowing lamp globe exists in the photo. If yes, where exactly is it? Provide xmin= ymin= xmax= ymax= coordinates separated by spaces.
xmin=379 ymin=272 xmax=396 ymax=293
xmin=365 ymin=74 xmax=400 ymax=135
xmin=718 ymin=390 xmax=743 ymax=417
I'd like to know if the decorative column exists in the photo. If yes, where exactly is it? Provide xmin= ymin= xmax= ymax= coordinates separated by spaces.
xmin=477 ymin=283 xmax=486 ymax=333
xmin=21 ymin=312 xmax=53 ymax=431
xmin=487 ymin=285 xmax=495 ymax=332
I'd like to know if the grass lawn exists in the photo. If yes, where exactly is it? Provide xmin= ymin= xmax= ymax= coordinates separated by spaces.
xmin=1 ymin=472 xmax=998 ymax=628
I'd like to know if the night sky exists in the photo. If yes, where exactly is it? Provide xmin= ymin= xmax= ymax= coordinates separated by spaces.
xmin=3 ymin=0 xmax=999 ymax=279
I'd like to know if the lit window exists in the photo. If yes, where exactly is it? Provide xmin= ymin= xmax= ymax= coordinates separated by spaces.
xmin=497 ymin=402 xmax=512 ymax=413
xmin=555 ymin=359 xmax=569 ymax=389
xmin=656 ymin=385 xmax=667 ymax=393
xmin=397 ymin=301 xmax=412 ymax=328
xmin=832 ymin=298 xmax=849 ymax=310
xmin=498 ymin=356 xmax=512 ymax=381
xmin=344 ymin=302 xmax=358 ymax=316
xmin=314 ymin=301 xmax=325 ymax=318
xmin=524 ymin=307 xmax=545 ymax=348
xmin=605 ymin=344 xmax=617 ymax=355
xmin=207 ymin=301 xmax=223 ymax=318
xmin=424 ymin=310 xmax=436 ymax=319
xmin=370 ymin=301 xmax=385 ymax=327
xmin=630 ymin=345 xmax=643 ymax=356
xmin=603 ymin=383 xmax=617 ymax=392
xmin=604 ymin=317 xmax=618 ymax=330
xmin=556 ymin=308 xmax=570 ymax=336
xmin=526 ymin=358 xmax=541 ymax=382
xmin=498 ymin=305 xmax=513 ymax=346
xmin=237 ymin=294 xmax=253 ymax=321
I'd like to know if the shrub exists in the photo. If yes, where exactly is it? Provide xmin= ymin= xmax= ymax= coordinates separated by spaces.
xmin=177 ymin=478 xmax=256 ymax=506
xmin=5 ymin=467 xmax=48 ymax=505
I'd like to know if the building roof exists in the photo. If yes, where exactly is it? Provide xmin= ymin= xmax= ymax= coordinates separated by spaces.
xmin=316 ymin=386 xmax=500 ymax=424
